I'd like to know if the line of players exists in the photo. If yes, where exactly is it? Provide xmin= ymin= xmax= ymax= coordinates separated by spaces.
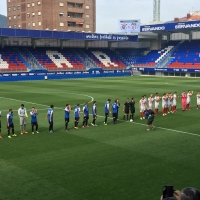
xmin=139 ymin=91 xmax=200 ymax=120
xmin=2 ymin=91 xmax=200 ymax=138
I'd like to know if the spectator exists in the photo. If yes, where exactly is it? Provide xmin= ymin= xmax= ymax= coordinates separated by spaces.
xmin=160 ymin=187 xmax=200 ymax=200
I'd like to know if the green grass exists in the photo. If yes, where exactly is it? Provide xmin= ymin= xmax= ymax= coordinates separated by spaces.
xmin=0 ymin=76 xmax=200 ymax=200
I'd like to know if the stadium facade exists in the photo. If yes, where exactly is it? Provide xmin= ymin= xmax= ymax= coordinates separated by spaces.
xmin=7 ymin=0 xmax=96 ymax=32
xmin=1 ymin=17 xmax=200 ymax=81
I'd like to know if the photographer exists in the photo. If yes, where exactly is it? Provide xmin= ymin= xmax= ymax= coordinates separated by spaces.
xmin=160 ymin=187 xmax=200 ymax=200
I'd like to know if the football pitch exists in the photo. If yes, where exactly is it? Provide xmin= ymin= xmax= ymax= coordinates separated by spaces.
xmin=0 ymin=76 xmax=200 ymax=200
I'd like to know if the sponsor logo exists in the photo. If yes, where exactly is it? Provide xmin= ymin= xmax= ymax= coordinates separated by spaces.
xmin=3 ymin=74 xmax=10 ymax=76
xmin=82 ymin=71 xmax=89 ymax=74
xmin=56 ymin=72 xmax=64 ymax=75
xmin=21 ymin=73 xmax=27 ymax=76
xmin=142 ymin=26 xmax=165 ymax=32
xmin=175 ymin=23 xmax=200 ymax=29
xmin=11 ymin=74 xmax=18 ymax=76
xmin=65 ymin=72 xmax=73 ymax=74
xmin=47 ymin=72 xmax=56 ymax=75
xmin=29 ymin=73 xmax=35 ymax=76
xmin=37 ymin=73 xmax=46 ymax=75
xmin=74 ymin=72 xmax=81 ymax=74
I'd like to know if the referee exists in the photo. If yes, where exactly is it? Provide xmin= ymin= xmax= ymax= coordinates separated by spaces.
xmin=123 ymin=98 xmax=130 ymax=121
xmin=129 ymin=98 xmax=135 ymax=121
xmin=18 ymin=104 xmax=28 ymax=134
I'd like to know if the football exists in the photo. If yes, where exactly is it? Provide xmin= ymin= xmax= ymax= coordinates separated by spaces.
xmin=130 ymin=119 xmax=133 ymax=122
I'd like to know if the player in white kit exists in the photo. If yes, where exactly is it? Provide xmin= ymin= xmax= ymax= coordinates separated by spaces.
xmin=162 ymin=93 xmax=167 ymax=116
xmin=172 ymin=92 xmax=178 ymax=112
xmin=148 ymin=94 xmax=154 ymax=110
xmin=143 ymin=95 xmax=147 ymax=109
xmin=196 ymin=92 xmax=200 ymax=109
xmin=168 ymin=93 xmax=173 ymax=113
xmin=139 ymin=96 xmax=145 ymax=120
xmin=186 ymin=90 xmax=193 ymax=110
xmin=154 ymin=93 xmax=161 ymax=115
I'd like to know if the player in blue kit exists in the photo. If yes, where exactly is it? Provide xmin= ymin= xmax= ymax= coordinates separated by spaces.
xmin=74 ymin=104 xmax=80 ymax=130
xmin=30 ymin=107 xmax=39 ymax=134
xmin=64 ymin=104 xmax=71 ymax=131
xmin=112 ymin=100 xmax=118 ymax=124
xmin=7 ymin=109 xmax=17 ymax=138
xmin=104 ymin=99 xmax=111 ymax=125
xmin=91 ymin=101 xmax=97 ymax=126
xmin=82 ymin=102 xmax=89 ymax=128
xmin=47 ymin=105 xmax=54 ymax=133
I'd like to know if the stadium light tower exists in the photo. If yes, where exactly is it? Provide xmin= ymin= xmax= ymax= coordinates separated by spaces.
xmin=153 ymin=0 xmax=160 ymax=21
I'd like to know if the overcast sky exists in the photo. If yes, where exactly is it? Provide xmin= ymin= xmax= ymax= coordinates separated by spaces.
xmin=0 ymin=0 xmax=199 ymax=33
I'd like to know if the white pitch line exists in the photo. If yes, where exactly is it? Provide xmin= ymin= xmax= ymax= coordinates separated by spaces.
xmin=96 ymin=115 xmax=200 ymax=138
xmin=0 ymin=93 xmax=94 ymax=110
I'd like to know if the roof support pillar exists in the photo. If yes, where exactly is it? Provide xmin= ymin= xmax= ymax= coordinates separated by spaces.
xmin=31 ymin=38 xmax=37 ymax=49
xmin=189 ymin=31 xmax=193 ymax=42
xmin=85 ymin=41 xmax=89 ymax=50
xmin=0 ymin=37 xmax=6 ymax=48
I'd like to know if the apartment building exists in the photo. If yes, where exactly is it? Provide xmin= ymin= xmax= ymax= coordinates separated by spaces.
xmin=7 ymin=0 xmax=96 ymax=32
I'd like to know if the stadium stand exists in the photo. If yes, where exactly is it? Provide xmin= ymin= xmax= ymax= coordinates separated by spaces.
xmin=85 ymin=49 xmax=127 ymax=69
xmin=31 ymin=48 xmax=86 ymax=71
xmin=116 ymin=41 xmax=181 ymax=68
xmin=1 ymin=41 xmax=200 ymax=72
xmin=0 ymin=48 xmax=28 ymax=72
xmin=167 ymin=40 xmax=200 ymax=69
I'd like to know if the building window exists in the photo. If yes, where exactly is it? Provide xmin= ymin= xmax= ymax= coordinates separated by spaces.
xmin=9 ymin=16 xmax=11 ymax=20
xmin=60 ymin=22 xmax=64 ymax=27
xmin=38 ymin=21 xmax=41 ymax=26
xmin=18 ymin=15 xmax=20 ymax=19
xmin=59 ymin=13 xmax=64 ymax=17
xmin=9 ymin=26 xmax=11 ymax=28
xmin=86 ymin=15 xmax=89 ymax=18
xmin=68 ymin=12 xmax=83 ymax=18
xmin=27 ymin=13 xmax=30 ymax=18
xmin=32 ymin=3 xmax=35 ymax=7
xmin=8 ymin=7 xmax=11 ymax=12
xmin=27 ymin=23 xmax=30 ymax=28
xmin=59 ymin=2 xmax=64 ymax=6
xmin=17 ymin=5 xmax=20 ymax=10
xmin=14 ymin=15 xmax=16 ymax=19
xmin=18 ymin=25 xmax=21 ymax=28
xmin=32 ymin=12 xmax=35 ymax=16
xmin=85 ymin=5 xmax=90 ymax=9
xmin=38 ymin=11 xmax=41 ymax=16
xmin=13 ymin=6 xmax=16 ymax=11
xmin=76 ymin=3 xmax=83 ymax=8
xmin=86 ymin=25 xmax=90 ymax=29
xmin=14 ymin=25 xmax=17 ymax=28
xmin=27 ymin=3 xmax=30 ymax=8
xmin=8 ymin=0 xmax=11 ymax=2
xmin=32 ymin=22 xmax=35 ymax=26
xmin=38 ymin=1 xmax=41 ymax=5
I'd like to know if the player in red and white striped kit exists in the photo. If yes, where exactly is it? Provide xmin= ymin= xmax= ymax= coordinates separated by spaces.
xmin=162 ymin=93 xmax=167 ymax=116
xmin=148 ymin=94 xmax=154 ymax=110
xmin=154 ymin=93 xmax=161 ymax=116
xmin=196 ymin=92 xmax=200 ymax=109
xmin=139 ymin=96 xmax=145 ymax=120
xmin=168 ymin=93 xmax=173 ymax=113
xmin=172 ymin=92 xmax=178 ymax=112
xmin=186 ymin=90 xmax=193 ymax=110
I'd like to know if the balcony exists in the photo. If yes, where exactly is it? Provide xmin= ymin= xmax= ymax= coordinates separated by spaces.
xmin=67 ymin=7 xmax=84 ymax=13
